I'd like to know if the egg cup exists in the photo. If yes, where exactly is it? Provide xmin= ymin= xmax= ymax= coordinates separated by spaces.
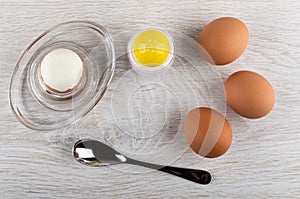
xmin=9 ymin=21 xmax=115 ymax=131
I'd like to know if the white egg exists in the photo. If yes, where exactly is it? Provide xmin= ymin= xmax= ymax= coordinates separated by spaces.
xmin=40 ymin=48 xmax=83 ymax=93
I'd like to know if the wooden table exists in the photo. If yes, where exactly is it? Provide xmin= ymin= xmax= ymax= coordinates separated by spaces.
xmin=1 ymin=1 xmax=299 ymax=198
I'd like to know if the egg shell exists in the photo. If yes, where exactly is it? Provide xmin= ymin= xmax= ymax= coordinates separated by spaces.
xmin=184 ymin=107 xmax=232 ymax=158
xmin=198 ymin=17 xmax=248 ymax=65
xmin=224 ymin=70 xmax=275 ymax=119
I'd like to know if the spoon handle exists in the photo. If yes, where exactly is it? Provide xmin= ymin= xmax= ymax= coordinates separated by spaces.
xmin=159 ymin=166 xmax=211 ymax=185
xmin=126 ymin=158 xmax=211 ymax=185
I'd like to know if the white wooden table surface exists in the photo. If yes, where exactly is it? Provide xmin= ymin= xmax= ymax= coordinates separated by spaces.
xmin=1 ymin=0 xmax=299 ymax=198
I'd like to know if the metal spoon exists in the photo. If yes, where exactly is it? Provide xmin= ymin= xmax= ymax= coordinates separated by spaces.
xmin=72 ymin=139 xmax=212 ymax=185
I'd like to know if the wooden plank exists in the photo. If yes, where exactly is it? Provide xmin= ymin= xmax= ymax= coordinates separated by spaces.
xmin=0 ymin=0 xmax=299 ymax=198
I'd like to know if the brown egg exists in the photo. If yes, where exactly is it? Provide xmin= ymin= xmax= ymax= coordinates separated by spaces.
xmin=224 ymin=71 xmax=275 ymax=119
xmin=198 ymin=17 xmax=248 ymax=65
xmin=184 ymin=107 xmax=232 ymax=158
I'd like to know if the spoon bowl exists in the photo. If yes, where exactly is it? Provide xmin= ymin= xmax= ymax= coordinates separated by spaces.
xmin=73 ymin=139 xmax=126 ymax=166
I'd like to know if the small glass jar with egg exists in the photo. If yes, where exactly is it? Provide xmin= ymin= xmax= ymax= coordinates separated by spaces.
xmin=127 ymin=27 xmax=175 ymax=73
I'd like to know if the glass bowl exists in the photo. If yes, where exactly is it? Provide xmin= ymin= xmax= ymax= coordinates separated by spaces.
xmin=9 ymin=21 xmax=115 ymax=131
xmin=62 ymin=29 xmax=226 ymax=173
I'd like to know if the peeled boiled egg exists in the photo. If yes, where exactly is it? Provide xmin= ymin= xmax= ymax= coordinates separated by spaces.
xmin=40 ymin=48 xmax=83 ymax=93
xmin=224 ymin=70 xmax=275 ymax=119
xmin=198 ymin=17 xmax=248 ymax=65
xmin=184 ymin=107 xmax=232 ymax=158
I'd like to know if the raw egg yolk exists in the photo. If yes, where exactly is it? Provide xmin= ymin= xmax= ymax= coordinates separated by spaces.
xmin=133 ymin=30 xmax=170 ymax=67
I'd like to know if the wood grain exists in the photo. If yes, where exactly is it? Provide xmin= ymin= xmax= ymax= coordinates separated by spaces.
xmin=0 ymin=0 xmax=299 ymax=198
